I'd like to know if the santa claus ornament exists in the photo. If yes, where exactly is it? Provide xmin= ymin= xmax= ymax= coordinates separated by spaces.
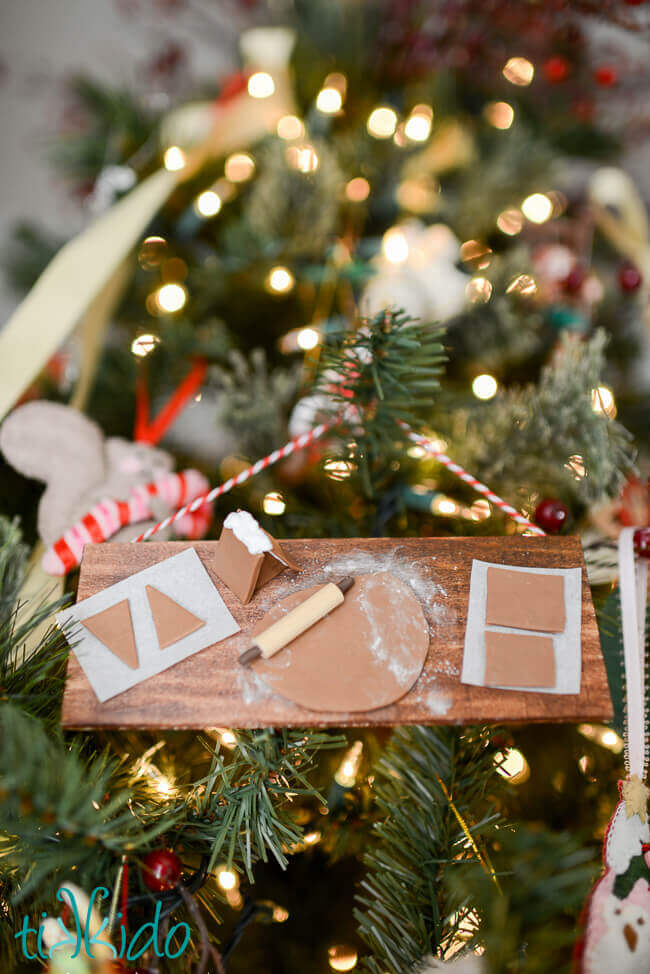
xmin=576 ymin=527 xmax=650 ymax=971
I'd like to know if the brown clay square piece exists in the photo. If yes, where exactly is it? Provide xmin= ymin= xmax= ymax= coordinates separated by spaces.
xmin=485 ymin=567 xmax=566 ymax=632
xmin=484 ymin=630 xmax=556 ymax=688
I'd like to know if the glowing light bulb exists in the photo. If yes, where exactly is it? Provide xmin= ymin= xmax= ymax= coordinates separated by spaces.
xmin=484 ymin=101 xmax=514 ymax=129
xmin=131 ymin=333 xmax=160 ymax=357
xmin=220 ymin=729 xmax=236 ymax=748
xmin=382 ymin=227 xmax=409 ymax=264
xmin=277 ymin=114 xmax=305 ymax=140
xmin=248 ymin=72 xmax=275 ymax=98
xmin=434 ymin=497 xmax=459 ymax=516
xmin=316 ymin=87 xmax=343 ymax=114
xmin=506 ymin=274 xmax=537 ymax=296
xmin=155 ymin=775 xmax=174 ymax=797
xmin=328 ymin=945 xmax=358 ymax=971
xmin=156 ymin=283 xmax=188 ymax=314
xmin=194 ymin=190 xmax=222 ymax=217
xmin=466 ymin=277 xmax=492 ymax=303
xmin=138 ymin=236 xmax=167 ymax=269
xmin=266 ymin=266 xmax=295 ymax=294
xmin=404 ymin=104 xmax=433 ymax=142
xmin=367 ymin=106 xmax=398 ymax=139
xmin=273 ymin=905 xmax=289 ymax=922
xmin=591 ymin=385 xmax=616 ymax=418
xmin=345 ymin=177 xmax=370 ymax=202
xmin=286 ymin=144 xmax=319 ymax=172
xmin=335 ymin=741 xmax=363 ymax=788
xmin=163 ymin=146 xmax=186 ymax=171
xmin=263 ymin=492 xmax=286 ymax=515
xmin=472 ymin=374 xmax=498 ymax=400
xmin=502 ymin=56 xmax=535 ymax=86
xmin=496 ymin=748 xmax=530 ymax=784
xmin=323 ymin=459 xmax=353 ymax=481
xmin=224 ymin=152 xmax=255 ymax=182
xmin=496 ymin=208 xmax=524 ymax=236
xmin=216 ymin=867 xmax=238 ymax=891
xmin=521 ymin=193 xmax=553 ymax=224
xmin=304 ymin=831 xmax=321 ymax=845
xmin=297 ymin=327 xmax=320 ymax=350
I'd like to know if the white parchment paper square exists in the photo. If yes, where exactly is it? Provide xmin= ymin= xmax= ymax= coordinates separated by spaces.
xmin=461 ymin=560 xmax=582 ymax=694
xmin=57 ymin=548 xmax=240 ymax=702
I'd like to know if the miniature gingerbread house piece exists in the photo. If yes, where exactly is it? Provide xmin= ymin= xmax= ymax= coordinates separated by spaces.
xmin=213 ymin=510 xmax=301 ymax=603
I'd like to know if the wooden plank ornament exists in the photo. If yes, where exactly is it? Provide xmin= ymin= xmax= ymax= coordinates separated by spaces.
xmin=61 ymin=536 xmax=611 ymax=729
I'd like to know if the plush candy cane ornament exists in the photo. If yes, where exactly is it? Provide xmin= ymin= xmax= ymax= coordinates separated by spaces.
xmin=575 ymin=527 xmax=650 ymax=972
xmin=42 ymin=469 xmax=211 ymax=575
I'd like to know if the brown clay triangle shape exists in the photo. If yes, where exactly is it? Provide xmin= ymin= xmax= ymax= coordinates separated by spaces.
xmin=145 ymin=585 xmax=206 ymax=649
xmin=81 ymin=599 xmax=139 ymax=669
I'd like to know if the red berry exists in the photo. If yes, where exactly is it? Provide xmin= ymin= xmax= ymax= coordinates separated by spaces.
xmin=563 ymin=266 xmax=586 ymax=294
xmin=594 ymin=65 xmax=618 ymax=87
xmin=619 ymin=264 xmax=642 ymax=293
xmin=633 ymin=527 xmax=650 ymax=558
xmin=141 ymin=848 xmax=182 ymax=892
xmin=544 ymin=56 xmax=570 ymax=83
xmin=534 ymin=498 xmax=569 ymax=533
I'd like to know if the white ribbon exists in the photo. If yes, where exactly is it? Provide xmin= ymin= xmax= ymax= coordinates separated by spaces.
xmin=617 ymin=527 xmax=648 ymax=779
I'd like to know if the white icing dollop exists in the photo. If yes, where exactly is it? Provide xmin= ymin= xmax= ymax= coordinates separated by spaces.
xmin=224 ymin=510 xmax=273 ymax=556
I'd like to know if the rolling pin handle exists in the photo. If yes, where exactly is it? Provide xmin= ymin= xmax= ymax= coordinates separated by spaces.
xmin=337 ymin=576 xmax=354 ymax=594
xmin=239 ymin=644 xmax=262 ymax=666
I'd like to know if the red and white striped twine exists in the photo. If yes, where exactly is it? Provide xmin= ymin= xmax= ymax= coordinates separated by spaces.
xmin=132 ymin=414 xmax=544 ymax=543
xmin=131 ymin=418 xmax=335 ymax=543
xmin=401 ymin=424 xmax=545 ymax=535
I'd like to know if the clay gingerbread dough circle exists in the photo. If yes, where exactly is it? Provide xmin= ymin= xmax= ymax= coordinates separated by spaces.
xmin=250 ymin=571 xmax=429 ymax=712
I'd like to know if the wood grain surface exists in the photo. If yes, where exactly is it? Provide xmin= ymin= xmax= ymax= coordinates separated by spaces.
xmin=61 ymin=537 xmax=612 ymax=729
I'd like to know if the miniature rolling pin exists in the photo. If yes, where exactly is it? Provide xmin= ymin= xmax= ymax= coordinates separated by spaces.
xmin=239 ymin=576 xmax=354 ymax=665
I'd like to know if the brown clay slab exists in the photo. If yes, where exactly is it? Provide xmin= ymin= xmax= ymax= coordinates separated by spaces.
xmin=61 ymin=536 xmax=611 ymax=729
xmin=486 ymin=567 xmax=566 ymax=632
xmin=484 ymin=631 xmax=556 ymax=688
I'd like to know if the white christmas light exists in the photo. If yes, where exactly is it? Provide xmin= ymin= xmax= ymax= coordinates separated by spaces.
xmin=286 ymin=144 xmax=319 ymax=172
xmin=156 ymin=283 xmax=188 ymax=314
xmin=328 ymin=945 xmax=358 ymax=971
xmin=263 ymin=492 xmax=286 ymax=515
xmin=277 ymin=114 xmax=305 ymax=140
xmin=335 ymin=741 xmax=363 ymax=787
xmin=316 ymin=87 xmax=343 ymax=114
xmin=367 ymin=106 xmax=398 ymax=139
xmin=404 ymin=105 xmax=433 ymax=142
xmin=466 ymin=277 xmax=493 ymax=303
xmin=194 ymin=190 xmax=222 ymax=217
xmin=382 ymin=227 xmax=409 ymax=264
xmin=502 ymin=56 xmax=534 ymax=86
xmin=220 ymin=729 xmax=236 ymax=748
xmin=131 ymin=333 xmax=160 ymax=357
xmin=521 ymin=193 xmax=553 ymax=224
xmin=248 ymin=71 xmax=275 ymax=98
xmin=345 ymin=177 xmax=370 ymax=202
xmin=297 ymin=327 xmax=320 ymax=350
xmin=496 ymin=748 xmax=530 ymax=784
xmin=225 ymin=152 xmax=255 ymax=182
xmin=266 ymin=266 xmax=295 ymax=294
xmin=216 ymin=867 xmax=238 ymax=891
xmin=163 ymin=146 xmax=186 ymax=171
xmin=484 ymin=101 xmax=514 ymax=129
xmin=304 ymin=831 xmax=321 ymax=845
xmin=472 ymin=374 xmax=498 ymax=400
xmin=591 ymin=385 xmax=616 ymax=418
xmin=496 ymin=208 xmax=524 ymax=235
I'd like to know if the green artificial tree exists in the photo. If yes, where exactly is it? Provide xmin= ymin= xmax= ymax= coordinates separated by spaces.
xmin=1 ymin=2 xmax=649 ymax=972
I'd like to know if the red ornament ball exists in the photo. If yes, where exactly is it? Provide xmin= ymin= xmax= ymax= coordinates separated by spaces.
xmin=141 ymin=848 xmax=182 ymax=892
xmin=619 ymin=264 xmax=642 ymax=293
xmin=544 ymin=56 xmax=570 ymax=83
xmin=563 ymin=265 xmax=586 ymax=294
xmin=633 ymin=527 xmax=650 ymax=558
xmin=594 ymin=65 xmax=618 ymax=87
xmin=534 ymin=498 xmax=569 ymax=533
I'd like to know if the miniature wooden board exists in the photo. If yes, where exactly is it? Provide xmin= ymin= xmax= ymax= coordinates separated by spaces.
xmin=61 ymin=537 xmax=612 ymax=729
